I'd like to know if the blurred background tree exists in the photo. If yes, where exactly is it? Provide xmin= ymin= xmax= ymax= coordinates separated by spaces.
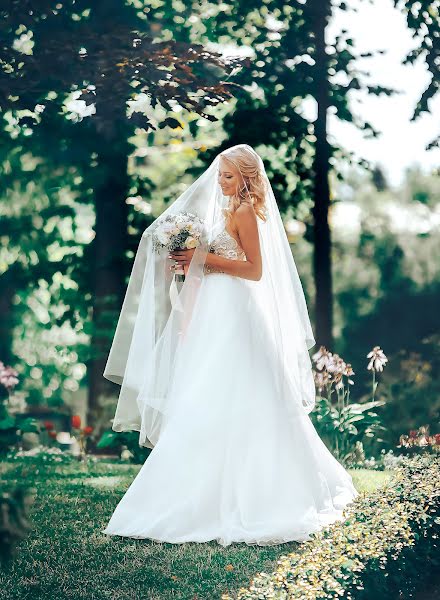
xmin=0 ymin=0 xmax=438 ymax=449
xmin=186 ymin=0 xmax=394 ymax=347
xmin=394 ymin=0 xmax=440 ymax=149
xmin=1 ymin=0 xmax=245 ymax=432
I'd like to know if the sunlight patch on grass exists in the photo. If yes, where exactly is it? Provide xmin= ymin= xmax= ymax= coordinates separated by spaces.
xmin=80 ymin=475 xmax=126 ymax=489
xmin=349 ymin=469 xmax=392 ymax=493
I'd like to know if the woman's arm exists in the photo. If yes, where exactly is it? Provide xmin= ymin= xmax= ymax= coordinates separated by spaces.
xmin=169 ymin=203 xmax=262 ymax=281
xmin=204 ymin=204 xmax=262 ymax=281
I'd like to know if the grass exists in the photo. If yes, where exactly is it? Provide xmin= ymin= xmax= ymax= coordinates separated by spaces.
xmin=0 ymin=458 xmax=392 ymax=600
xmin=349 ymin=468 xmax=391 ymax=493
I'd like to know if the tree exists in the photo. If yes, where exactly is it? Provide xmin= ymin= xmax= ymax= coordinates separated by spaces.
xmin=371 ymin=165 xmax=389 ymax=192
xmin=192 ymin=0 xmax=393 ymax=347
xmin=394 ymin=0 xmax=440 ymax=149
xmin=309 ymin=0 xmax=334 ymax=348
xmin=1 ymin=0 xmax=246 ymax=429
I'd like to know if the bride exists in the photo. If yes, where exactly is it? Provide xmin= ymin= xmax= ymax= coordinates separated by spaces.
xmin=101 ymin=144 xmax=357 ymax=547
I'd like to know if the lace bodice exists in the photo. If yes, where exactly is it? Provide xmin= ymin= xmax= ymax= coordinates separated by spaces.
xmin=204 ymin=226 xmax=246 ymax=274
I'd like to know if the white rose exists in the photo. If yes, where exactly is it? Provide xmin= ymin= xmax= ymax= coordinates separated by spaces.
xmin=185 ymin=236 xmax=198 ymax=249
xmin=193 ymin=226 xmax=202 ymax=237
xmin=157 ymin=231 xmax=170 ymax=245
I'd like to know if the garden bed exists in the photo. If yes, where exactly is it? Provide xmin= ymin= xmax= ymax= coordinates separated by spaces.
xmin=223 ymin=454 xmax=440 ymax=600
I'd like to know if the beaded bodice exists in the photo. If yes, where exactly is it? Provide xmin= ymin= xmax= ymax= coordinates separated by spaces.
xmin=203 ymin=225 xmax=246 ymax=274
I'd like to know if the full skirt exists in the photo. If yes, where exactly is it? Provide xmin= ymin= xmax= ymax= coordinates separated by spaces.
xmin=102 ymin=273 xmax=358 ymax=546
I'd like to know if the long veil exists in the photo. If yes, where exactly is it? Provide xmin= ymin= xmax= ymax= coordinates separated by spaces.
xmin=103 ymin=144 xmax=316 ymax=448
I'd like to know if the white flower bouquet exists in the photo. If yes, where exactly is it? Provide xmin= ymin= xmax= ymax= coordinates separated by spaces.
xmin=152 ymin=211 xmax=205 ymax=279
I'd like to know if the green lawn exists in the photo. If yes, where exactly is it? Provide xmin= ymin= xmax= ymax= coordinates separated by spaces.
xmin=0 ymin=458 xmax=392 ymax=600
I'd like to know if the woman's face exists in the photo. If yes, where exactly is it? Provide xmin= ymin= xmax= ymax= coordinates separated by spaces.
xmin=218 ymin=157 xmax=244 ymax=197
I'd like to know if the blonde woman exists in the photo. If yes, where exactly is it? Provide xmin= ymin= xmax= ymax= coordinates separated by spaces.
xmin=102 ymin=144 xmax=357 ymax=547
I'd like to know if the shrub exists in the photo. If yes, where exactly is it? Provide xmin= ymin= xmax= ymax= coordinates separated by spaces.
xmin=222 ymin=454 xmax=440 ymax=600
xmin=398 ymin=424 xmax=440 ymax=455
xmin=378 ymin=335 xmax=440 ymax=447
xmin=97 ymin=429 xmax=151 ymax=464
xmin=311 ymin=346 xmax=388 ymax=464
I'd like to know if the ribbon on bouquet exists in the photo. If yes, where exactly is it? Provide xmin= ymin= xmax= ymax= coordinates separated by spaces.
xmin=169 ymin=271 xmax=184 ymax=312
xmin=169 ymin=264 xmax=197 ymax=342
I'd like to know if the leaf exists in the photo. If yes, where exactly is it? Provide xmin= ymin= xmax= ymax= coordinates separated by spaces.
xmin=16 ymin=416 xmax=40 ymax=433
xmin=0 ymin=416 xmax=16 ymax=430
xmin=159 ymin=117 xmax=183 ymax=130
xmin=349 ymin=400 xmax=385 ymax=414
xmin=344 ymin=415 xmax=365 ymax=424
xmin=97 ymin=430 xmax=118 ymax=448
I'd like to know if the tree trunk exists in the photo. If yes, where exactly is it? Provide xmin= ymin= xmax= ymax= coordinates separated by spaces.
xmin=311 ymin=0 xmax=333 ymax=349
xmin=88 ymin=144 xmax=129 ymax=433
xmin=0 ymin=282 xmax=16 ymax=364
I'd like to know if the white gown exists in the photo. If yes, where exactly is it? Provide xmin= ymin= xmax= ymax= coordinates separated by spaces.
xmin=102 ymin=223 xmax=358 ymax=547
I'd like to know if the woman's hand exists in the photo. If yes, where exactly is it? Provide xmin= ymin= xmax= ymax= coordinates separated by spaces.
xmin=168 ymin=248 xmax=195 ymax=274
xmin=168 ymin=248 xmax=196 ymax=269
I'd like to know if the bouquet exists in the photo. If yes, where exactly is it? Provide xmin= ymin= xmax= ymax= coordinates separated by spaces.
xmin=152 ymin=211 xmax=205 ymax=280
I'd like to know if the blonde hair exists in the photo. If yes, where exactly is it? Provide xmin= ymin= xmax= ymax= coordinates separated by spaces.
xmin=219 ymin=147 xmax=268 ymax=224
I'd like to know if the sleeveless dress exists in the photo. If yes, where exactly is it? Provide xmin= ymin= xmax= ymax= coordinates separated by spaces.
xmin=203 ymin=215 xmax=247 ymax=274
xmin=102 ymin=214 xmax=357 ymax=546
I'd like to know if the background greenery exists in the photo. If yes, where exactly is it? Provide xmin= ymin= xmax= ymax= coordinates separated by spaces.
xmin=1 ymin=0 xmax=439 ymax=454
xmin=1 ymin=2 xmax=439 ymax=599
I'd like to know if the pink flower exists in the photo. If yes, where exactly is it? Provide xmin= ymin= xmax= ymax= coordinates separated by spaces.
xmin=367 ymin=346 xmax=388 ymax=372
xmin=312 ymin=346 xmax=332 ymax=371
xmin=0 ymin=362 xmax=19 ymax=391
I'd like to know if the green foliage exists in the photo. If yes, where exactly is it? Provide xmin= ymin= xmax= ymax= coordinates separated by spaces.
xmin=379 ymin=335 xmax=440 ymax=446
xmin=0 ymin=414 xmax=42 ymax=456
xmin=195 ymin=0 xmax=393 ymax=218
xmin=224 ymin=454 xmax=440 ymax=600
xmin=332 ymin=168 xmax=440 ymax=446
xmin=335 ymin=168 xmax=440 ymax=346
xmin=0 ymin=484 xmax=35 ymax=567
xmin=0 ymin=363 xmax=26 ymax=454
xmin=1 ymin=0 xmax=247 ymax=424
xmin=394 ymin=0 xmax=440 ymax=148
xmin=0 ymin=1 xmax=243 ymax=136
xmin=313 ymin=396 xmax=385 ymax=465
xmin=0 ymin=147 xmax=93 ymax=402
xmin=0 ymin=0 xmax=438 ymax=434
xmin=97 ymin=429 xmax=151 ymax=464
xmin=310 ymin=346 xmax=387 ymax=463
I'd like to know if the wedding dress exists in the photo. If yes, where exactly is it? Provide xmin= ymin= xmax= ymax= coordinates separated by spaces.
xmin=102 ymin=209 xmax=357 ymax=546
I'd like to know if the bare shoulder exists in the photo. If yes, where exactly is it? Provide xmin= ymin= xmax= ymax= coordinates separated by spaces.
xmin=235 ymin=202 xmax=256 ymax=222
xmin=233 ymin=202 xmax=259 ymax=245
